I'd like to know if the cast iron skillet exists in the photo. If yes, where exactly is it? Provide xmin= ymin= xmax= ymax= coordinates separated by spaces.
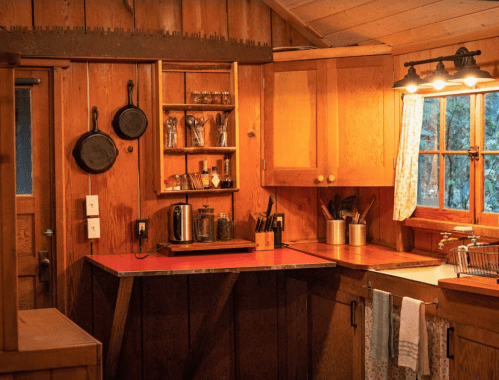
xmin=73 ymin=107 xmax=119 ymax=174
xmin=112 ymin=80 xmax=148 ymax=140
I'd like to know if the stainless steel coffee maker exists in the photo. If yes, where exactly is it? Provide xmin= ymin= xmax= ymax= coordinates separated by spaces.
xmin=169 ymin=202 xmax=193 ymax=244
xmin=193 ymin=205 xmax=215 ymax=243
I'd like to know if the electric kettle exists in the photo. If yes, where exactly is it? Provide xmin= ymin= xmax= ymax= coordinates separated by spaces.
xmin=168 ymin=202 xmax=193 ymax=244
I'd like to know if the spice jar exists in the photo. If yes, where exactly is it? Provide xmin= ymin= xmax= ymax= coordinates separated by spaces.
xmin=180 ymin=174 xmax=190 ymax=190
xmin=191 ymin=91 xmax=202 ymax=104
xmin=201 ymin=91 xmax=212 ymax=104
xmin=211 ymin=91 xmax=222 ymax=104
xmin=222 ymin=91 xmax=231 ymax=105
xmin=217 ymin=213 xmax=232 ymax=241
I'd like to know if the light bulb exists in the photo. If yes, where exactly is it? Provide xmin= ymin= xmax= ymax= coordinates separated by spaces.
xmin=464 ymin=76 xmax=478 ymax=87
xmin=432 ymin=80 xmax=446 ymax=90
xmin=406 ymin=84 xmax=418 ymax=93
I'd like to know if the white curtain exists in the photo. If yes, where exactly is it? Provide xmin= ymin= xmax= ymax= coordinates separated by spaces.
xmin=393 ymin=94 xmax=424 ymax=221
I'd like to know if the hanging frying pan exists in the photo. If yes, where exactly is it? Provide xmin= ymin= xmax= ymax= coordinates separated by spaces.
xmin=112 ymin=80 xmax=148 ymax=140
xmin=73 ymin=107 xmax=119 ymax=174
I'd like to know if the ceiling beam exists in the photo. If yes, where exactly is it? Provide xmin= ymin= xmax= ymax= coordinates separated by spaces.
xmin=261 ymin=0 xmax=332 ymax=48
xmin=274 ymin=44 xmax=392 ymax=62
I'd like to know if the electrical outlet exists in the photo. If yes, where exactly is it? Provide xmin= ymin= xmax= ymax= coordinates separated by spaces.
xmin=135 ymin=219 xmax=148 ymax=239
xmin=86 ymin=195 xmax=99 ymax=216
xmin=274 ymin=213 xmax=285 ymax=231
xmin=87 ymin=218 xmax=101 ymax=239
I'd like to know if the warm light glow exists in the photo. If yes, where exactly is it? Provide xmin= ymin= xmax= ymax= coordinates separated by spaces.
xmin=464 ymin=76 xmax=478 ymax=87
xmin=406 ymin=84 xmax=418 ymax=93
xmin=432 ymin=80 xmax=446 ymax=90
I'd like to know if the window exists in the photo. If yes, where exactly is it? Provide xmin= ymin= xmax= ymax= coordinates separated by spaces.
xmin=415 ymin=91 xmax=499 ymax=226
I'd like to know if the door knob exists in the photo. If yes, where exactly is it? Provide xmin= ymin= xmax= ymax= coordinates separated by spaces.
xmin=328 ymin=175 xmax=335 ymax=182
xmin=38 ymin=251 xmax=51 ymax=282
xmin=317 ymin=175 xmax=324 ymax=183
xmin=40 ymin=258 xmax=50 ymax=268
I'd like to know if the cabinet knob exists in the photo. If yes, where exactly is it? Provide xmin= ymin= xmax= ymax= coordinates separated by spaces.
xmin=328 ymin=175 xmax=335 ymax=182
xmin=317 ymin=175 xmax=324 ymax=183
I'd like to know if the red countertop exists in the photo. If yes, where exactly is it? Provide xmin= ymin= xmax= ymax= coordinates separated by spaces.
xmin=85 ymin=248 xmax=336 ymax=277
xmin=289 ymin=242 xmax=444 ymax=270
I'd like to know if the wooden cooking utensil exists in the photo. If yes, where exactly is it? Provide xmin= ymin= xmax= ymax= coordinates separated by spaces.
xmin=359 ymin=195 xmax=376 ymax=224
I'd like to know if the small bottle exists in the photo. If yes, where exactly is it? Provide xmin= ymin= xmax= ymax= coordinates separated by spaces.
xmin=221 ymin=157 xmax=233 ymax=189
xmin=201 ymin=159 xmax=210 ymax=190
xmin=210 ymin=166 xmax=220 ymax=189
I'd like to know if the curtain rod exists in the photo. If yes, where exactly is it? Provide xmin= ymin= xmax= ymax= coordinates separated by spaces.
xmin=362 ymin=283 xmax=439 ymax=308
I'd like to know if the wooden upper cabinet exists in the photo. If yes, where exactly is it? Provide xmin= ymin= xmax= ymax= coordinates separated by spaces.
xmin=328 ymin=55 xmax=396 ymax=187
xmin=263 ymin=60 xmax=328 ymax=187
xmin=263 ymin=55 xmax=395 ymax=187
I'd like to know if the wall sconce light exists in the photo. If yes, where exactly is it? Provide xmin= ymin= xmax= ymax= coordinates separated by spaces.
xmin=393 ymin=47 xmax=494 ymax=93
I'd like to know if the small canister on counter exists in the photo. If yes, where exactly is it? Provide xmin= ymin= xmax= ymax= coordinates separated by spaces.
xmin=217 ymin=213 xmax=232 ymax=241
xmin=349 ymin=223 xmax=366 ymax=246
xmin=326 ymin=219 xmax=346 ymax=245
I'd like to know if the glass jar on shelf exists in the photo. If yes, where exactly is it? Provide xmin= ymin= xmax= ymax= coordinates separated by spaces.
xmin=202 ymin=91 xmax=212 ymax=104
xmin=217 ymin=213 xmax=232 ymax=241
xmin=211 ymin=91 xmax=222 ymax=104
xmin=191 ymin=91 xmax=202 ymax=104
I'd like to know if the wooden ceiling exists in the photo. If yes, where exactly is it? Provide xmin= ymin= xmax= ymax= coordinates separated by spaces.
xmin=263 ymin=0 xmax=499 ymax=50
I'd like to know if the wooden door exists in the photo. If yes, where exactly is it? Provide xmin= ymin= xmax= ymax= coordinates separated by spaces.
xmin=309 ymin=290 xmax=364 ymax=380
xmin=263 ymin=60 xmax=327 ymax=187
xmin=328 ymin=55 xmax=396 ymax=187
xmin=15 ymin=68 xmax=55 ymax=310
xmin=450 ymin=323 xmax=499 ymax=379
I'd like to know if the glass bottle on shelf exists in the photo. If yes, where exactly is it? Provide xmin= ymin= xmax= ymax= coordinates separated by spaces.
xmin=210 ymin=166 xmax=220 ymax=189
xmin=201 ymin=159 xmax=210 ymax=190
xmin=221 ymin=157 xmax=233 ymax=189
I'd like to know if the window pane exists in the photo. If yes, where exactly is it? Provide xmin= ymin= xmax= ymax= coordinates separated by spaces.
xmin=445 ymin=95 xmax=470 ymax=151
xmin=420 ymin=98 xmax=440 ymax=151
xmin=485 ymin=92 xmax=499 ymax=151
xmin=418 ymin=154 xmax=439 ymax=207
xmin=15 ymin=88 xmax=33 ymax=195
xmin=444 ymin=155 xmax=469 ymax=210
xmin=484 ymin=155 xmax=499 ymax=212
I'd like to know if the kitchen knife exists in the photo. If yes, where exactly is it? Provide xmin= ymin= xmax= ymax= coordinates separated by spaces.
xmin=255 ymin=217 xmax=263 ymax=232
xmin=265 ymin=196 xmax=274 ymax=218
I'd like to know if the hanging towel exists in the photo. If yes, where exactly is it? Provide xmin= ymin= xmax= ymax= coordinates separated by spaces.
xmin=370 ymin=289 xmax=393 ymax=363
xmin=398 ymin=297 xmax=421 ymax=372
xmin=416 ymin=303 xmax=430 ymax=376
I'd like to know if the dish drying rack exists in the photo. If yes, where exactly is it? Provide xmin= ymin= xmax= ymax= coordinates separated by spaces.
xmin=450 ymin=244 xmax=499 ymax=284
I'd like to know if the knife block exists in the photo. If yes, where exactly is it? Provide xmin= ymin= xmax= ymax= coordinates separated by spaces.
xmin=251 ymin=212 xmax=274 ymax=251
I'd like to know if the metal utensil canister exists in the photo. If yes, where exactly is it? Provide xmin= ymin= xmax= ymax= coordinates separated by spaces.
xmin=326 ymin=219 xmax=346 ymax=245
xmin=349 ymin=223 xmax=366 ymax=246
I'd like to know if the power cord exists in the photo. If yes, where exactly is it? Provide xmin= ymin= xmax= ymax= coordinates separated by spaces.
xmin=133 ymin=243 xmax=170 ymax=260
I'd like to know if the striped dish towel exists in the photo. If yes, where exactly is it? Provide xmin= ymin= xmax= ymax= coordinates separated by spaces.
xmin=398 ymin=297 xmax=421 ymax=372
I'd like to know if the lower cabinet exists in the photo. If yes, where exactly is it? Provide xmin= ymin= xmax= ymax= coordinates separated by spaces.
xmin=309 ymin=289 xmax=364 ymax=380
xmin=449 ymin=323 xmax=499 ymax=380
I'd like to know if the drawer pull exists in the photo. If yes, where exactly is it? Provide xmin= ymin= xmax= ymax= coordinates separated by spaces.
xmin=350 ymin=300 xmax=357 ymax=327
xmin=446 ymin=327 xmax=454 ymax=359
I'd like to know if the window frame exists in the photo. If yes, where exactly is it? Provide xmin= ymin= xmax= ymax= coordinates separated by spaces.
xmin=413 ymin=89 xmax=499 ymax=227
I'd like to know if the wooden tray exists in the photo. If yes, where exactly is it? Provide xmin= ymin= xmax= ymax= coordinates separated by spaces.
xmin=158 ymin=239 xmax=258 ymax=257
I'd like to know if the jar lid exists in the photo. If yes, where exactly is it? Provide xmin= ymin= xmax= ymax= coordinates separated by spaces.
xmin=212 ymin=91 xmax=221 ymax=94
xmin=201 ymin=91 xmax=210 ymax=94
xmin=222 ymin=91 xmax=230 ymax=94
xmin=192 ymin=91 xmax=201 ymax=94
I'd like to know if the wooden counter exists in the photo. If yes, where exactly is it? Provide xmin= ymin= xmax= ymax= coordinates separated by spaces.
xmin=439 ymin=276 xmax=499 ymax=298
xmin=289 ymin=242 xmax=444 ymax=270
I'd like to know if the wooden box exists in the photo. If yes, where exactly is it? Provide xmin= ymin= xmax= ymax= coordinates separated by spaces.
xmin=254 ymin=232 xmax=274 ymax=251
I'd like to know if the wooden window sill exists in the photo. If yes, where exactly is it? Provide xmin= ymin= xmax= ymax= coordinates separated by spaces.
xmin=404 ymin=217 xmax=499 ymax=239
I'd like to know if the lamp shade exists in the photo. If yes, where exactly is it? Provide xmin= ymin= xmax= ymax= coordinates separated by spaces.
xmin=392 ymin=66 xmax=423 ymax=93
xmin=421 ymin=61 xmax=459 ymax=90
xmin=449 ymin=56 xmax=494 ymax=87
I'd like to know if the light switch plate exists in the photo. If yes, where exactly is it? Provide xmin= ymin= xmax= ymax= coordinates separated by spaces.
xmin=87 ymin=218 xmax=101 ymax=239
xmin=86 ymin=195 xmax=99 ymax=216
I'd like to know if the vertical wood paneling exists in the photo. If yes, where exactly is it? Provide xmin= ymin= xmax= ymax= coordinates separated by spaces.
xmin=0 ymin=0 xmax=32 ymax=27
xmin=142 ymin=276 xmax=189 ymax=380
xmin=135 ymin=0 xmax=182 ymax=31
xmin=85 ymin=0 xmax=134 ymax=29
xmin=62 ymin=62 xmax=92 ymax=332
xmin=182 ymin=0 xmax=228 ymax=37
xmin=33 ymin=0 xmax=85 ymax=27
xmin=276 ymin=187 xmax=317 ymax=243
xmin=88 ymin=63 xmax=139 ymax=255
xmin=378 ymin=186 xmax=397 ymax=247
xmin=189 ymin=274 xmax=234 ymax=379
xmin=271 ymin=10 xmax=312 ymax=48
xmin=234 ymin=65 xmax=274 ymax=240
xmin=228 ymin=0 xmax=271 ymax=46
xmin=235 ymin=272 xmax=278 ymax=380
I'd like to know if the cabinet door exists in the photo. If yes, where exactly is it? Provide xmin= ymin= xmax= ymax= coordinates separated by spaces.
xmin=263 ymin=60 xmax=327 ymax=186
xmin=309 ymin=290 xmax=364 ymax=380
xmin=327 ymin=55 xmax=395 ymax=186
xmin=450 ymin=323 xmax=499 ymax=379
